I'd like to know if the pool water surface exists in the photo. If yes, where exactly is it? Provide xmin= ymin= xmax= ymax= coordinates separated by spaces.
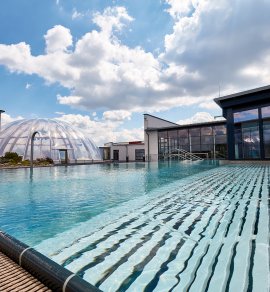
xmin=0 ymin=162 xmax=269 ymax=291
xmin=34 ymin=163 xmax=269 ymax=292
xmin=0 ymin=161 xmax=218 ymax=245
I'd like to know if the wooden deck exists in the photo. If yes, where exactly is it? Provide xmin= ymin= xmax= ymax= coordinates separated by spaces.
xmin=0 ymin=252 xmax=51 ymax=292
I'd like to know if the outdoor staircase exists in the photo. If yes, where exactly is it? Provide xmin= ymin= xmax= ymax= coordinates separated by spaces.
xmin=164 ymin=148 xmax=203 ymax=161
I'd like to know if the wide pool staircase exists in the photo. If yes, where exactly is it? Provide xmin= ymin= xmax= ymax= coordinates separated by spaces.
xmin=164 ymin=148 xmax=204 ymax=161
xmin=36 ymin=164 xmax=269 ymax=292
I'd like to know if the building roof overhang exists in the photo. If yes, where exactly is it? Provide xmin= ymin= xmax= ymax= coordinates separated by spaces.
xmin=214 ymin=84 xmax=270 ymax=109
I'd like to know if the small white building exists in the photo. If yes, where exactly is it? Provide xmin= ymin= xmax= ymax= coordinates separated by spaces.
xmin=101 ymin=141 xmax=145 ymax=162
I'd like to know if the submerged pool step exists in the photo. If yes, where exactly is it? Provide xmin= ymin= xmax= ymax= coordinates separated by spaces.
xmin=35 ymin=165 xmax=270 ymax=292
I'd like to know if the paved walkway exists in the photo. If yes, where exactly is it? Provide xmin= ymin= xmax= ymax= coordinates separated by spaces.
xmin=0 ymin=252 xmax=51 ymax=292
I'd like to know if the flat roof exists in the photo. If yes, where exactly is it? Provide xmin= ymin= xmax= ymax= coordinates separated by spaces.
xmin=214 ymin=84 xmax=270 ymax=107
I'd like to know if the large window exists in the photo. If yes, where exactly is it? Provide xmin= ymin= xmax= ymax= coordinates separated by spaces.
xmin=189 ymin=128 xmax=201 ymax=152
xmin=158 ymin=124 xmax=227 ymax=159
xmin=178 ymin=129 xmax=189 ymax=151
xmin=158 ymin=131 xmax=168 ymax=157
xmin=234 ymin=109 xmax=258 ymax=123
xmin=168 ymin=130 xmax=178 ymax=153
xmin=135 ymin=149 xmax=145 ymax=161
xmin=262 ymin=106 xmax=270 ymax=118
xmin=263 ymin=121 xmax=270 ymax=158
xmin=234 ymin=108 xmax=261 ymax=159
xmin=235 ymin=122 xmax=260 ymax=159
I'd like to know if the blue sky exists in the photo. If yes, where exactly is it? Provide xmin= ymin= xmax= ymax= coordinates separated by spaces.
xmin=0 ymin=0 xmax=270 ymax=145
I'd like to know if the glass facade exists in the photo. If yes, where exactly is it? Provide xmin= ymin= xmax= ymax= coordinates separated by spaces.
xmin=263 ymin=121 xmax=270 ymax=158
xmin=234 ymin=109 xmax=258 ymax=123
xmin=158 ymin=124 xmax=227 ymax=159
xmin=234 ymin=122 xmax=260 ymax=159
xmin=233 ymin=106 xmax=270 ymax=159
xmin=0 ymin=119 xmax=101 ymax=162
xmin=262 ymin=106 xmax=270 ymax=118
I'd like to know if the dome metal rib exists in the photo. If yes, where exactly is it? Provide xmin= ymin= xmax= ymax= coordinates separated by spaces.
xmin=0 ymin=119 xmax=101 ymax=162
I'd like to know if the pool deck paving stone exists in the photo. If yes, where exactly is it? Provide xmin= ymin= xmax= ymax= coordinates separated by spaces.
xmin=0 ymin=252 xmax=51 ymax=292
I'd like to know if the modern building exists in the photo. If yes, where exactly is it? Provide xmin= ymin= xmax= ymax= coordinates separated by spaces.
xmin=0 ymin=118 xmax=101 ymax=163
xmin=215 ymin=85 xmax=270 ymax=160
xmin=145 ymin=85 xmax=270 ymax=161
xmin=144 ymin=114 xmax=227 ymax=161
xmin=101 ymin=141 xmax=145 ymax=162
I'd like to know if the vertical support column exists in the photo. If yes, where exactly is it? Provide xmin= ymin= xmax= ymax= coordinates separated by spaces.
xmin=258 ymin=107 xmax=265 ymax=159
xmin=226 ymin=108 xmax=235 ymax=160
xmin=213 ymin=127 xmax=216 ymax=159
xmin=0 ymin=110 xmax=5 ymax=132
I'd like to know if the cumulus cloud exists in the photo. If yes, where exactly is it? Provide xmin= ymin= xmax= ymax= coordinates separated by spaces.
xmin=177 ymin=112 xmax=214 ymax=125
xmin=56 ymin=114 xmax=143 ymax=145
xmin=162 ymin=0 xmax=270 ymax=97
xmin=1 ymin=113 xmax=24 ymax=127
xmin=177 ymin=111 xmax=225 ymax=125
xmin=0 ymin=2 xmax=270 ymax=115
xmin=102 ymin=110 xmax=131 ymax=121
xmin=165 ymin=0 xmax=199 ymax=19
xmin=93 ymin=6 xmax=134 ymax=35
xmin=44 ymin=25 xmax=73 ymax=54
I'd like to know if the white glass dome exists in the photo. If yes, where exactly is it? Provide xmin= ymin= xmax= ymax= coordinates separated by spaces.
xmin=0 ymin=119 xmax=101 ymax=162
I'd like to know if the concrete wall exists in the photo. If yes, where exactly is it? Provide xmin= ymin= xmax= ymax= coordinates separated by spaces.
xmin=144 ymin=131 xmax=159 ymax=161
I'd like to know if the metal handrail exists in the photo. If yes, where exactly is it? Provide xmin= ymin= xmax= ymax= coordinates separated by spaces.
xmin=164 ymin=153 xmax=187 ymax=160
xmin=163 ymin=148 xmax=204 ymax=161
xmin=174 ymin=148 xmax=204 ymax=161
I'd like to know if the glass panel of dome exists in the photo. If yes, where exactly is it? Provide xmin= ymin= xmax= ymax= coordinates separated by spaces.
xmin=0 ymin=119 xmax=101 ymax=162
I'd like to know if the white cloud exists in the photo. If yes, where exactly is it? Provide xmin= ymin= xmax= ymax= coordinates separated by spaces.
xmin=199 ymin=100 xmax=220 ymax=110
xmin=177 ymin=112 xmax=212 ymax=125
xmin=25 ymin=83 xmax=31 ymax=89
xmin=72 ymin=9 xmax=83 ymax=20
xmin=1 ymin=113 xmax=24 ymax=127
xmin=56 ymin=114 xmax=143 ymax=146
xmin=162 ymin=0 xmax=270 ymax=97
xmin=93 ymin=6 xmax=134 ymax=35
xmin=165 ymin=0 xmax=199 ymax=19
xmin=44 ymin=25 xmax=73 ymax=54
xmin=102 ymin=110 xmax=131 ymax=121
xmin=0 ymin=2 xmax=270 ymax=115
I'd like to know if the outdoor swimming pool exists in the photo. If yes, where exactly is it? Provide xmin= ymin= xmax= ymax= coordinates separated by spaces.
xmin=0 ymin=161 xmax=218 ymax=245
xmin=0 ymin=161 xmax=269 ymax=291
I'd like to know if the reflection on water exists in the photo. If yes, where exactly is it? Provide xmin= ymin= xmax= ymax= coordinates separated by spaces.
xmin=0 ymin=161 xmax=219 ymax=245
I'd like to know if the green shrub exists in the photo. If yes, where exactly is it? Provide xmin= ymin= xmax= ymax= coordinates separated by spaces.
xmin=4 ymin=152 xmax=22 ymax=163
xmin=21 ymin=160 xmax=30 ymax=166
xmin=45 ymin=157 xmax=54 ymax=164
xmin=34 ymin=157 xmax=54 ymax=165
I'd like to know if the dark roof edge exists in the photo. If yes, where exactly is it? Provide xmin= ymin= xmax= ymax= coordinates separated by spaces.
xmin=214 ymin=84 xmax=270 ymax=106
xmin=143 ymin=113 xmax=179 ymax=126
xmin=146 ymin=119 xmax=226 ymax=131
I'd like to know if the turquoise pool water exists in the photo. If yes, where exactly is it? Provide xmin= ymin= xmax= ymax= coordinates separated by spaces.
xmin=0 ymin=161 xmax=218 ymax=246
xmin=36 ymin=164 xmax=269 ymax=292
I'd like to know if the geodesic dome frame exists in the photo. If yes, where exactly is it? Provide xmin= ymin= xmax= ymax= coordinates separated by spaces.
xmin=0 ymin=119 xmax=101 ymax=162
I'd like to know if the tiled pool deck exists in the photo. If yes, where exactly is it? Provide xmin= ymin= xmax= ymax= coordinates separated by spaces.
xmin=37 ymin=164 xmax=269 ymax=291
